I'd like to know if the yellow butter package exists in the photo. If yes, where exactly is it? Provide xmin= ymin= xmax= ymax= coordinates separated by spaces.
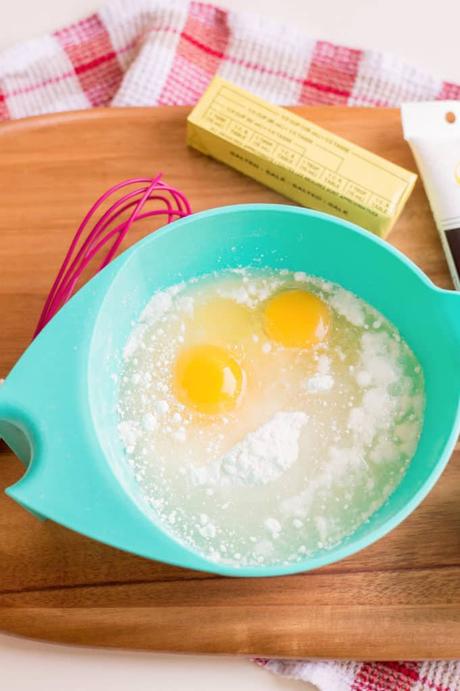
xmin=187 ymin=77 xmax=417 ymax=236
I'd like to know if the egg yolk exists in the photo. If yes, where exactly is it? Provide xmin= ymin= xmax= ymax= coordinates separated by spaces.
xmin=174 ymin=344 xmax=245 ymax=414
xmin=192 ymin=298 xmax=253 ymax=343
xmin=263 ymin=289 xmax=331 ymax=348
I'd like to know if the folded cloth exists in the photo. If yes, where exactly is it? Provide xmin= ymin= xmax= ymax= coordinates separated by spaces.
xmin=257 ymin=658 xmax=460 ymax=691
xmin=0 ymin=0 xmax=459 ymax=119
xmin=0 ymin=1 xmax=459 ymax=689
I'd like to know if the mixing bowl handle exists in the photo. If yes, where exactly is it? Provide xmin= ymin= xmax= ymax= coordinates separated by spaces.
xmin=0 ymin=388 xmax=48 ymax=519
xmin=0 ymin=394 xmax=35 ymax=468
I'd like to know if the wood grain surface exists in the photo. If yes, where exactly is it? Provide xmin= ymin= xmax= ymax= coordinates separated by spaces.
xmin=0 ymin=106 xmax=459 ymax=659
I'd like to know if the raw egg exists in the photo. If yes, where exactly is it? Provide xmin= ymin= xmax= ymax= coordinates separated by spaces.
xmin=263 ymin=289 xmax=331 ymax=348
xmin=192 ymin=298 xmax=253 ymax=342
xmin=119 ymin=268 xmax=425 ymax=568
xmin=174 ymin=344 xmax=245 ymax=414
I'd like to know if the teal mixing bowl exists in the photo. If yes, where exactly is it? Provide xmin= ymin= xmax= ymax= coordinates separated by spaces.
xmin=1 ymin=204 xmax=459 ymax=576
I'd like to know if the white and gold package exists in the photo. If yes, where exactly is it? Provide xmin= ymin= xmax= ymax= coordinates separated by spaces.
xmin=402 ymin=101 xmax=460 ymax=289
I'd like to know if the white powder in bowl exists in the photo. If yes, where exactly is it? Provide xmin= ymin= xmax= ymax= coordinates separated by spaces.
xmin=117 ymin=267 xmax=425 ymax=568
xmin=190 ymin=411 xmax=308 ymax=488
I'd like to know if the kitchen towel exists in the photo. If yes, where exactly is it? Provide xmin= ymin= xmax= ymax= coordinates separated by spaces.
xmin=0 ymin=1 xmax=459 ymax=689
xmin=0 ymin=0 xmax=459 ymax=119
xmin=257 ymin=658 xmax=460 ymax=691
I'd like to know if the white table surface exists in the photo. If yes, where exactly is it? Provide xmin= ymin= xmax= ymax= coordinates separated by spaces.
xmin=1 ymin=1 xmax=459 ymax=689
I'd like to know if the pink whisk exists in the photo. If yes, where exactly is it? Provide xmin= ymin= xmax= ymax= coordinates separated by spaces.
xmin=34 ymin=175 xmax=192 ymax=337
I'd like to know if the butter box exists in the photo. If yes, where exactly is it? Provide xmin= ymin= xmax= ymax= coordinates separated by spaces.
xmin=187 ymin=77 xmax=417 ymax=237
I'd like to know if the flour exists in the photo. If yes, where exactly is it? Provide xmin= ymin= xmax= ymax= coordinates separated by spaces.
xmin=347 ymin=331 xmax=400 ymax=449
xmin=294 ymin=271 xmax=307 ymax=282
xmin=304 ymin=373 xmax=334 ymax=392
xmin=117 ymin=267 xmax=425 ymax=568
xmin=190 ymin=411 xmax=308 ymax=487
xmin=118 ymin=420 xmax=139 ymax=453
xmin=278 ymin=323 xmax=424 ymax=531
xmin=328 ymin=290 xmax=366 ymax=327
xmin=264 ymin=517 xmax=282 ymax=538
xmin=317 ymin=354 xmax=331 ymax=374
xmin=304 ymin=354 xmax=334 ymax=391
xmin=123 ymin=287 xmax=180 ymax=359
xmin=142 ymin=412 xmax=157 ymax=431
xmin=155 ymin=400 xmax=169 ymax=414
xmin=217 ymin=273 xmax=281 ymax=308
xmin=176 ymin=295 xmax=194 ymax=316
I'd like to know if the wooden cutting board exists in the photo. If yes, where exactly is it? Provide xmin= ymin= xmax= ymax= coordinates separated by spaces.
xmin=0 ymin=106 xmax=459 ymax=660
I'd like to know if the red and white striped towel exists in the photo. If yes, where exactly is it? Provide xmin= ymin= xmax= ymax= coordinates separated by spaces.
xmin=0 ymin=0 xmax=459 ymax=119
xmin=0 ymin=1 xmax=459 ymax=689
xmin=257 ymin=659 xmax=460 ymax=691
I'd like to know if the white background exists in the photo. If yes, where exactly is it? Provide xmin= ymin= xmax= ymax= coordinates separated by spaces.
xmin=1 ymin=1 xmax=459 ymax=689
